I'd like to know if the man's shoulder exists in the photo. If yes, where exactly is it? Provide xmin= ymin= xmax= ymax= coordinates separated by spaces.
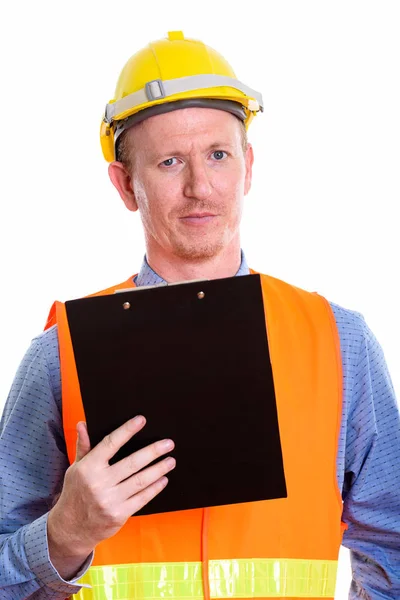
xmin=31 ymin=323 xmax=60 ymax=367
xmin=254 ymin=269 xmax=368 ymax=335
xmin=254 ymin=270 xmax=313 ymax=295
xmin=329 ymin=300 xmax=373 ymax=353
xmin=328 ymin=301 xmax=366 ymax=329
xmin=33 ymin=322 xmax=59 ymax=343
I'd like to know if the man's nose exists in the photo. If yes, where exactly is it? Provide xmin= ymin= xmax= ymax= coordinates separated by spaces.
xmin=183 ymin=160 xmax=212 ymax=201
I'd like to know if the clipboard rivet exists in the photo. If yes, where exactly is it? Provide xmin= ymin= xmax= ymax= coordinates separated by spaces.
xmin=197 ymin=291 xmax=205 ymax=299
xmin=123 ymin=301 xmax=131 ymax=310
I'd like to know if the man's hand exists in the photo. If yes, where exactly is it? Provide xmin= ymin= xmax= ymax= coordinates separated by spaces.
xmin=47 ymin=415 xmax=175 ymax=580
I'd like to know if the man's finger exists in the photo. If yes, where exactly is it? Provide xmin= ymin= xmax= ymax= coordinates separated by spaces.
xmin=125 ymin=476 xmax=169 ymax=516
xmin=75 ymin=422 xmax=91 ymax=462
xmin=117 ymin=455 xmax=176 ymax=499
xmin=90 ymin=415 xmax=147 ymax=463
xmin=110 ymin=438 xmax=175 ymax=484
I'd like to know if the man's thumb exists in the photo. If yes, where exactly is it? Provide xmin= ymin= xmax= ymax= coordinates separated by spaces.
xmin=75 ymin=421 xmax=91 ymax=462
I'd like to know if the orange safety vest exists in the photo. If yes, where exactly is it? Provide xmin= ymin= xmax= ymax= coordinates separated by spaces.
xmin=45 ymin=270 xmax=346 ymax=600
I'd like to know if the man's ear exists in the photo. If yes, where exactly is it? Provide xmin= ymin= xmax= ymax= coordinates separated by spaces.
xmin=108 ymin=161 xmax=138 ymax=212
xmin=244 ymin=143 xmax=254 ymax=196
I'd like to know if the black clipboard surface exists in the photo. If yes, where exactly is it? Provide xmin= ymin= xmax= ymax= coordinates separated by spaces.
xmin=65 ymin=274 xmax=287 ymax=516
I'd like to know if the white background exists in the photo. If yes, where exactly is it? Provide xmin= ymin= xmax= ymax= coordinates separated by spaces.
xmin=1 ymin=2 xmax=399 ymax=596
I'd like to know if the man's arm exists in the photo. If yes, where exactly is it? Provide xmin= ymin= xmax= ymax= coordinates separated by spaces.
xmin=340 ymin=311 xmax=400 ymax=598
xmin=0 ymin=325 xmax=175 ymax=599
xmin=0 ymin=327 xmax=93 ymax=599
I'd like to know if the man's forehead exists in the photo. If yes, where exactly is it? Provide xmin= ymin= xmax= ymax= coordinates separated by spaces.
xmin=130 ymin=107 xmax=242 ymax=149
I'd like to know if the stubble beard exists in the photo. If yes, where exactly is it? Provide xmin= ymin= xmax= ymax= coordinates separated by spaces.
xmin=171 ymin=235 xmax=226 ymax=261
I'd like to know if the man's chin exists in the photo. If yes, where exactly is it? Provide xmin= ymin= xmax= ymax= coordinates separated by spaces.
xmin=172 ymin=240 xmax=224 ymax=262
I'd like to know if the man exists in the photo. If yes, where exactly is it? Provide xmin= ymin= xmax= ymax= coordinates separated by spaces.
xmin=0 ymin=30 xmax=399 ymax=600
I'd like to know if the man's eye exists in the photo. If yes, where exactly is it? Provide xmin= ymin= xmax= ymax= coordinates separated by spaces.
xmin=161 ymin=158 xmax=177 ymax=167
xmin=212 ymin=151 xmax=227 ymax=160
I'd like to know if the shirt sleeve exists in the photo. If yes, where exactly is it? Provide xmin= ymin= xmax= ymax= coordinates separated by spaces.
xmin=340 ymin=312 xmax=400 ymax=598
xmin=0 ymin=326 xmax=92 ymax=599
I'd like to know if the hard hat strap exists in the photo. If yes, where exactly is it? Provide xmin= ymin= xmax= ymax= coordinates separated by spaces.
xmin=105 ymin=74 xmax=264 ymax=123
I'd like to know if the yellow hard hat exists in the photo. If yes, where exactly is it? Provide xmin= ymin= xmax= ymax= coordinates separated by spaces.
xmin=100 ymin=31 xmax=264 ymax=162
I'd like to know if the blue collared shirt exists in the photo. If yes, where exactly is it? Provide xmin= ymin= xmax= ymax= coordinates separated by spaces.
xmin=1 ymin=253 xmax=399 ymax=599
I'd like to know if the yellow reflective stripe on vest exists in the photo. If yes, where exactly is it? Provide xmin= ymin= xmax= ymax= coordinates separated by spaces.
xmin=73 ymin=558 xmax=338 ymax=599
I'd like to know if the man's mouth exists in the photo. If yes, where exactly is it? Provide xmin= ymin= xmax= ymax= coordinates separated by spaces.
xmin=179 ymin=213 xmax=217 ymax=224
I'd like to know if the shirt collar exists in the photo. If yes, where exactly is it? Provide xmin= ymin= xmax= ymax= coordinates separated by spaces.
xmin=134 ymin=250 xmax=249 ymax=287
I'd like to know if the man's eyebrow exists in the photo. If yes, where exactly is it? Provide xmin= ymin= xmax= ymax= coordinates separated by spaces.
xmin=208 ymin=142 xmax=236 ymax=151
xmin=150 ymin=142 xmax=236 ymax=160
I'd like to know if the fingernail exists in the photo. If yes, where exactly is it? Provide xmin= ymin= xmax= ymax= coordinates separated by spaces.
xmin=161 ymin=439 xmax=174 ymax=450
xmin=133 ymin=415 xmax=145 ymax=425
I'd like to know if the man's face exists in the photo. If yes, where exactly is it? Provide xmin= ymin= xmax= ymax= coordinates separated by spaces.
xmin=119 ymin=107 xmax=253 ymax=261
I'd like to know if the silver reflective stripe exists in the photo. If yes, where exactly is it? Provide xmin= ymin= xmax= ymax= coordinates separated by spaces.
xmin=105 ymin=74 xmax=264 ymax=122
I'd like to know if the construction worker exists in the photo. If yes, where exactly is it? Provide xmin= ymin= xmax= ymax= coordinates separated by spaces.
xmin=0 ymin=31 xmax=399 ymax=600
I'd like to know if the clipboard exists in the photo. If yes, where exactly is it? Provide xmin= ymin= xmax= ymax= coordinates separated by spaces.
xmin=65 ymin=274 xmax=287 ymax=516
